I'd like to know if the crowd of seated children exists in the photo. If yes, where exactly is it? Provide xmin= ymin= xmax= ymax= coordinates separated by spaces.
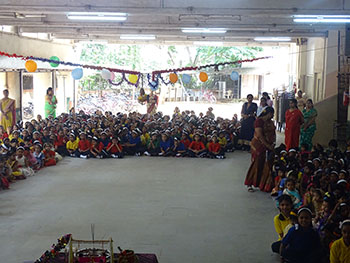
xmin=0 ymin=107 xmax=242 ymax=190
xmin=270 ymin=140 xmax=350 ymax=263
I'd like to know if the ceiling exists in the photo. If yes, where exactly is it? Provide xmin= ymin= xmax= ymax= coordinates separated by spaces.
xmin=0 ymin=0 xmax=349 ymax=43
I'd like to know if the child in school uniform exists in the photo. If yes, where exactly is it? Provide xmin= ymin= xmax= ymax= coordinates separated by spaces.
xmin=283 ymin=178 xmax=303 ymax=209
xmin=208 ymin=134 xmax=225 ymax=159
xmin=271 ymin=194 xmax=293 ymax=254
xmin=180 ymin=132 xmax=191 ymax=149
xmin=90 ymin=137 xmax=103 ymax=159
xmin=33 ymin=143 xmax=44 ymax=169
xmin=172 ymin=137 xmax=186 ymax=157
xmin=106 ymin=137 xmax=124 ymax=158
xmin=123 ymin=130 xmax=142 ymax=156
xmin=76 ymin=132 xmax=90 ymax=159
xmin=66 ymin=133 xmax=79 ymax=157
xmin=144 ymin=132 xmax=160 ymax=156
xmin=55 ymin=129 xmax=68 ymax=156
xmin=330 ymin=219 xmax=350 ymax=263
xmin=9 ymin=150 xmax=25 ymax=180
xmin=159 ymin=133 xmax=173 ymax=157
xmin=43 ymin=143 xmax=57 ymax=166
xmin=16 ymin=146 xmax=35 ymax=176
xmin=280 ymin=207 xmax=324 ymax=263
xmin=188 ymin=133 xmax=206 ymax=158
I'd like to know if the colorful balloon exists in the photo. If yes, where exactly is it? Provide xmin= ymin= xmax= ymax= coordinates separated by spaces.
xmin=71 ymin=68 xmax=83 ymax=80
xmin=128 ymin=74 xmax=138 ymax=84
xmin=199 ymin=72 xmax=208 ymax=82
xmin=101 ymin=69 xmax=111 ymax=80
xmin=149 ymin=81 xmax=158 ymax=91
xmin=169 ymin=73 xmax=178 ymax=84
xmin=230 ymin=71 xmax=239 ymax=81
xmin=110 ymin=71 xmax=115 ymax=80
xmin=25 ymin=60 xmax=37 ymax=72
xmin=49 ymin=56 xmax=60 ymax=67
xmin=182 ymin=74 xmax=191 ymax=84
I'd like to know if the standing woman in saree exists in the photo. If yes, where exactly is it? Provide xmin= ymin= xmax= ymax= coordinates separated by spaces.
xmin=285 ymin=98 xmax=303 ymax=151
xmin=0 ymin=89 xmax=16 ymax=131
xmin=239 ymin=94 xmax=258 ymax=150
xmin=45 ymin=87 xmax=58 ymax=118
xmin=147 ymin=91 xmax=158 ymax=116
xmin=244 ymin=107 xmax=276 ymax=192
xmin=300 ymin=99 xmax=317 ymax=151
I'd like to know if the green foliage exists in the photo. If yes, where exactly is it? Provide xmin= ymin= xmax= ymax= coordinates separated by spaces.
xmin=78 ymin=43 xmax=263 ymax=91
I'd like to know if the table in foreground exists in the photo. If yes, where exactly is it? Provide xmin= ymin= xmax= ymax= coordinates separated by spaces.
xmin=23 ymin=253 xmax=159 ymax=263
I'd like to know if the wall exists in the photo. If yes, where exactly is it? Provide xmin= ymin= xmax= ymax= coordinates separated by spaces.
xmin=313 ymin=95 xmax=338 ymax=146
xmin=0 ymin=32 xmax=74 ymax=60
xmin=0 ymin=33 xmax=76 ymax=118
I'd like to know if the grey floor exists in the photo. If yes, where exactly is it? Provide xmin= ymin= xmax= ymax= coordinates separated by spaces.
xmin=0 ymin=151 xmax=280 ymax=263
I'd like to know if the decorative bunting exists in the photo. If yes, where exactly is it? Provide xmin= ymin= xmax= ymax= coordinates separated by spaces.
xmin=0 ymin=50 xmax=271 ymax=88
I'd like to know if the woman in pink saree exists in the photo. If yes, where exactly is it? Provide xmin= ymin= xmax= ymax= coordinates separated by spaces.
xmin=0 ymin=89 xmax=16 ymax=131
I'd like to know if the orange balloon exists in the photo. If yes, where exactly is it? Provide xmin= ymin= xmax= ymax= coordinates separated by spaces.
xmin=169 ymin=73 xmax=178 ymax=84
xmin=199 ymin=72 xmax=208 ymax=82
xmin=25 ymin=60 xmax=37 ymax=72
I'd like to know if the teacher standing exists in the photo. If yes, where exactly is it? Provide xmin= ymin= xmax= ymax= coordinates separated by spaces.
xmin=300 ymin=99 xmax=317 ymax=151
xmin=239 ymin=94 xmax=258 ymax=150
xmin=0 ymin=89 xmax=16 ymax=131
xmin=285 ymin=99 xmax=304 ymax=150
xmin=244 ymin=107 xmax=276 ymax=192
xmin=45 ymin=87 xmax=57 ymax=118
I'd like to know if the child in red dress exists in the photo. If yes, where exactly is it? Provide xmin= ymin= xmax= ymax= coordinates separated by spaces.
xmin=43 ymin=143 xmax=57 ymax=166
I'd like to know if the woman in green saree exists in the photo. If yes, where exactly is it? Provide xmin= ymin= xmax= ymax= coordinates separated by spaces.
xmin=45 ymin=87 xmax=57 ymax=118
xmin=300 ymin=99 xmax=317 ymax=151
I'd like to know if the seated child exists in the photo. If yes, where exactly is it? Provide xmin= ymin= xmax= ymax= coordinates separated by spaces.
xmin=75 ymin=132 xmax=90 ymax=159
xmin=280 ymin=207 xmax=324 ymax=263
xmin=123 ymin=130 xmax=142 ymax=156
xmin=144 ymin=132 xmax=160 ymax=156
xmin=66 ymin=133 xmax=79 ymax=157
xmin=271 ymin=194 xmax=293 ymax=254
xmin=330 ymin=219 xmax=350 ymax=263
xmin=188 ymin=134 xmax=206 ymax=158
xmin=208 ymin=134 xmax=225 ymax=159
xmin=159 ymin=133 xmax=173 ymax=157
xmin=33 ymin=144 xmax=44 ymax=169
xmin=16 ymin=146 xmax=34 ymax=177
xmin=90 ymin=137 xmax=103 ymax=159
xmin=172 ymin=138 xmax=186 ymax=157
xmin=9 ymin=150 xmax=25 ymax=180
xmin=106 ymin=137 xmax=123 ymax=158
xmin=55 ymin=129 xmax=68 ymax=156
xmin=43 ymin=143 xmax=57 ymax=166
xmin=283 ymin=178 xmax=303 ymax=209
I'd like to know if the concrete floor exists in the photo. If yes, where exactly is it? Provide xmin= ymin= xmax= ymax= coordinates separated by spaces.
xmin=0 ymin=151 xmax=280 ymax=263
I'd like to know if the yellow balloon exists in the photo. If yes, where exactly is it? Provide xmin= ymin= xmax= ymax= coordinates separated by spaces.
xmin=25 ymin=60 xmax=37 ymax=72
xmin=128 ymin=74 xmax=138 ymax=84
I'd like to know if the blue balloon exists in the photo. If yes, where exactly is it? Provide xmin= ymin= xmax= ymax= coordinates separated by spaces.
xmin=230 ymin=71 xmax=239 ymax=81
xmin=149 ymin=81 xmax=158 ymax=91
xmin=182 ymin=74 xmax=191 ymax=84
xmin=72 ymin=68 xmax=83 ymax=80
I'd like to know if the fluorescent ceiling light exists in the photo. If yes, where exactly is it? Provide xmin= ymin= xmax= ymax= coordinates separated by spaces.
xmin=67 ymin=12 xmax=127 ymax=21
xmin=120 ymin=34 xmax=156 ymax=40
xmin=293 ymin=15 xmax=350 ymax=18
xmin=182 ymin=28 xmax=227 ymax=34
xmin=254 ymin=37 xmax=291 ymax=42
xmin=293 ymin=15 xmax=350 ymax=23
xmin=193 ymin=41 xmax=224 ymax=46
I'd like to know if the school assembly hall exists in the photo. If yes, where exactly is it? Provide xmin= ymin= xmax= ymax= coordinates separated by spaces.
xmin=0 ymin=1 xmax=350 ymax=263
